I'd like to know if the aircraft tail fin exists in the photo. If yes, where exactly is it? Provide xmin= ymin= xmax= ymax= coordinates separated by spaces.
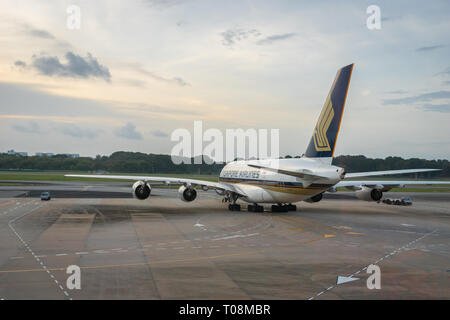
xmin=304 ymin=64 xmax=354 ymax=163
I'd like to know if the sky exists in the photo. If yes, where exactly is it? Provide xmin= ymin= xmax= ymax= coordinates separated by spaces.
xmin=0 ymin=0 xmax=449 ymax=160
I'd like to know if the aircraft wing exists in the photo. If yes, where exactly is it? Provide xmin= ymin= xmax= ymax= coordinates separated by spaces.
xmin=65 ymin=174 xmax=247 ymax=196
xmin=344 ymin=168 xmax=441 ymax=178
xmin=335 ymin=180 xmax=450 ymax=191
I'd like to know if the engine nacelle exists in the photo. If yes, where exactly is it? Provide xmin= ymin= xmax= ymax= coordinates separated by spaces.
xmin=132 ymin=180 xmax=151 ymax=200
xmin=178 ymin=185 xmax=197 ymax=202
xmin=305 ymin=192 xmax=323 ymax=203
xmin=355 ymin=187 xmax=383 ymax=202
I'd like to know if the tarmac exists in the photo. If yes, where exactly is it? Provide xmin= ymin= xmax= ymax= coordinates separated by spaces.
xmin=0 ymin=182 xmax=448 ymax=299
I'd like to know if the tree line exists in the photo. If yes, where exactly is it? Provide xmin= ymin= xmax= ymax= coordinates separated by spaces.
xmin=0 ymin=152 xmax=448 ymax=177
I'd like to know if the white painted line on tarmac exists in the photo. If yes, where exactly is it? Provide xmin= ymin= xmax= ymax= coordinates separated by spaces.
xmin=308 ymin=229 xmax=437 ymax=300
xmin=213 ymin=233 xmax=259 ymax=241
xmin=7 ymin=202 xmax=71 ymax=300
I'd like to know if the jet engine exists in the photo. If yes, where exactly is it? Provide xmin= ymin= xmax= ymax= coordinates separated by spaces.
xmin=355 ymin=187 xmax=383 ymax=201
xmin=132 ymin=180 xmax=151 ymax=200
xmin=305 ymin=192 xmax=323 ymax=203
xmin=178 ymin=185 xmax=197 ymax=202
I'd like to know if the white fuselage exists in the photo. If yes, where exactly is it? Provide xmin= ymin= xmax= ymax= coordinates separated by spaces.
xmin=218 ymin=158 xmax=344 ymax=204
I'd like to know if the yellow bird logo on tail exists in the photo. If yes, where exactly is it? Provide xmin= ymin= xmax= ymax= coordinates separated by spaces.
xmin=313 ymin=94 xmax=334 ymax=152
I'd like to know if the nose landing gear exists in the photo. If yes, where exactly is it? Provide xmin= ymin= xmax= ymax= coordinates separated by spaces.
xmin=227 ymin=192 xmax=241 ymax=211
xmin=228 ymin=203 xmax=241 ymax=211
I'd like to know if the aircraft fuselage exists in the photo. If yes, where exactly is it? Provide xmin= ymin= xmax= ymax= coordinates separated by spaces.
xmin=218 ymin=158 xmax=344 ymax=203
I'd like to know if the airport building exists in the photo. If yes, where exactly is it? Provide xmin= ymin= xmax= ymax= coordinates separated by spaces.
xmin=35 ymin=152 xmax=55 ymax=157
xmin=35 ymin=152 xmax=80 ymax=158
xmin=7 ymin=149 xmax=28 ymax=156
xmin=62 ymin=153 xmax=80 ymax=158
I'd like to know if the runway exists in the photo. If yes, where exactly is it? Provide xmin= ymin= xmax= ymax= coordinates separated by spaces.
xmin=0 ymin=186 xmax=449 ymax=300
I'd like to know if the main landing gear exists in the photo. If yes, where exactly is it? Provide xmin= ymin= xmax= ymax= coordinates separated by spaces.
xmin=271 ymin=203 xmax=297 ymax=212
xmin=225 ymin=193 xmax=297 ymax=213
xmin=286 ymin=203 xmax=297 ymax=211
xmin=248 ymin=204 xmax=264 ymax=212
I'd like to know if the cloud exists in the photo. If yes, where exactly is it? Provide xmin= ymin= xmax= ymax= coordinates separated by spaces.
xmin=256 ymin=33 xmax=296 ymax=45
xmin=383 ymin=90 xmax=450 ymax=113
xmin=11 ymin=119 xmax=101 ymax=138
xmin=436 ymin=67 xmax=450 ymax=76
xmin=57 ymin=124 xmax=101 ymax=139
xmin=176 ymin=20 xmax=188 ymax=27
xmin=19 ymin=22 xmax=56 ymax=40
xmin=121 ymin=102 xmax=201 ymax=116
xmin=416 ymin=45 xmax=445 ymax=52
xmin=114 ymin=123 xmax=143 ymax=140
xmin=20 ymin=23 xmax=56 ymax=40
xmin=172 ymin=77 xmax=189 ymax=86
xmin=122 ymin=78 xmax=147 ymax=87
xmin=19 ymin=22 xmax=71 ymax=49
xmin=383 ymin=91 xmax=450 ymax=105
xmin=14 ymin=60 xmax=27 ymax=68
xmin=30 ymin=52 xmax=111 ymax=81
xmin=151 ymin=129 xmax=168 ymax=138
xmin=145 ymin=0 xmax=188 ymax=8
xmin=135 ymin=67 xmax=189 ymax=86
xmin=28 ymin=28 xmax=55 ymax=39
xmin=12 ymin=121 xmax=41 ymax=134
xmin=385 ymin=90 xmax=408 ymax=94
xmin=0 ymin=82 xmax=198 ymax=125
xmin=423 ymin=104 xmax=450 ymax=113
xmin=0 ymin=82 xmax=113 ymax=119
xmin=220 ymin=28 xmax=261 ymax=46
xmin=120 ymin=102 xmax=205 ymax=116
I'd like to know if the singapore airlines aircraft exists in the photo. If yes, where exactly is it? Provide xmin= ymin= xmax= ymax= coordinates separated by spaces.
xmin=66 ymin=64 xmax=449 ymax=212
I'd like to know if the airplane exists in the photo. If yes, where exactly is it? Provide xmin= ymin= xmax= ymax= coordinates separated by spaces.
xmin=66 ymin=63 xmax=450 ymax=212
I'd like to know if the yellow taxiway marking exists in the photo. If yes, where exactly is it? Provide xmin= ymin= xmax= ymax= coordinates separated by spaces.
xmin=323 ymin=234 xmax=336 ymax=238
xmin=0 ymin=234 xmax=336 ymax=274
xmin=346 ymin=232 xmax=364 ymax=235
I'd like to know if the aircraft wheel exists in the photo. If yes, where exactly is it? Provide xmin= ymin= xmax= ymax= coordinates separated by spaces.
xmin=249 ymin=204 xmax=264 ymax=212
xmin=255 ymin=205 xmax=264 ymax=212
xmin=287 ymin=204 xmax=297 ymax=211
xmin=228 ymin=204 xmax=241 ymax=211
xmin=271 ymin=205 xmax=288 ymax=213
